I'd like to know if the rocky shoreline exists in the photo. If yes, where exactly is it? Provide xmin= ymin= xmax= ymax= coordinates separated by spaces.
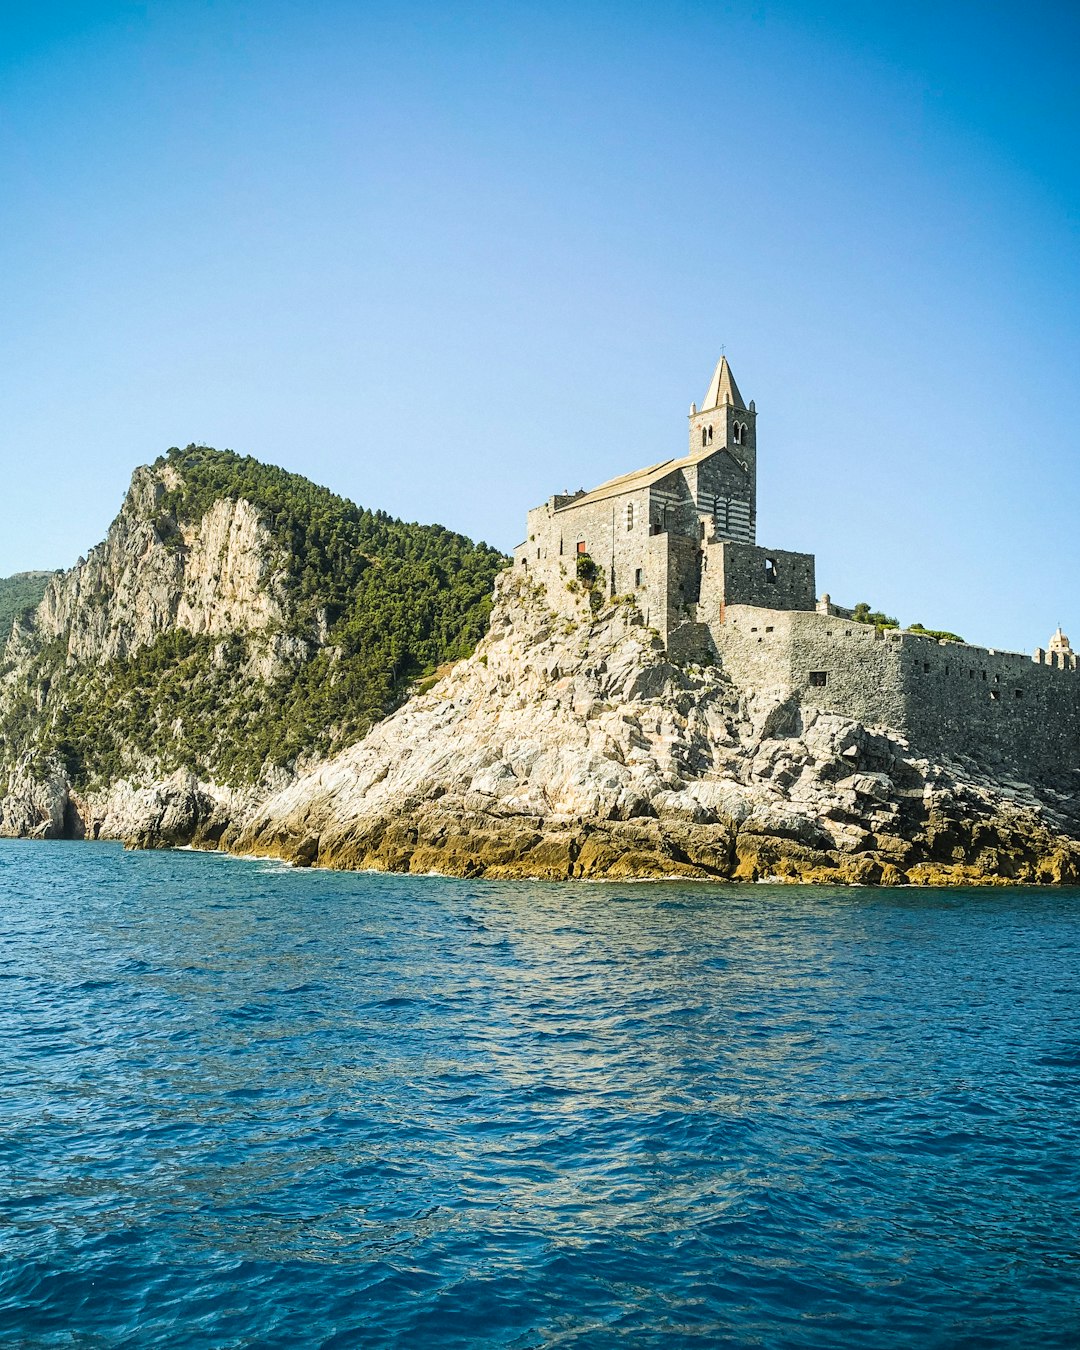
xmin=217 ymin=575 xmax=1079 ymax=886
xmin=4 ymin=573 xmax=1079 ymax=886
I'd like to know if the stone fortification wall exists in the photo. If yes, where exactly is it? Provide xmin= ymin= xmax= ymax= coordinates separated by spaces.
xmin=701 ymin=542 xmax=815 ymax=616
xmin=713 ymin=606 xmax=1080 ymax=784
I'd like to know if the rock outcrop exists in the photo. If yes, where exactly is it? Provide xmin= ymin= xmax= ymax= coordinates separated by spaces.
xmin=16 ymin=465 xmax=288 ymax=667
xmin=3 ymin=450 xmax=1076 ymax=885
xmin=0 ymin=446 xmax=504 ymax=844
xmin=223 ymin=574 xmax=1080 ymax=885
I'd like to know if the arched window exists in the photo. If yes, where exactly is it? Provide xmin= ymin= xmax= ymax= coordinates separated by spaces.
xmin=626 ymin=501 xmax=635 ymax=530
xmin=701 ymin=427 xmax=708 ymax=447
xmin=732 ymin=422 xmax=742 ymax=445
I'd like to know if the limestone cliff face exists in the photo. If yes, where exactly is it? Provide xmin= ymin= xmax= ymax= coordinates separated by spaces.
xmin=0 ymin=446 xmax=505 ymax=845
xmin=225 ymin=574 xmax=1080 ymax=885
xmin=15 ymin=465 xmax=288 ymax=668
xmin=0 ymin=461 xmax=293 ymax=841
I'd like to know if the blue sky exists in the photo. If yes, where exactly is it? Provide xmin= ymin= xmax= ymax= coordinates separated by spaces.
xmin=1 ymin=0 xmax=1077 ymax=652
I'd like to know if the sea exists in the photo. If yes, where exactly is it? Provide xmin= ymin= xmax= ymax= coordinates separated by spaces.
xmin=1 ymin=840 xmax=1079 ymax=1348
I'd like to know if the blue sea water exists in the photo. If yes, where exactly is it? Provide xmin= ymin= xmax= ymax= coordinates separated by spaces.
xmin=1 ymin=843 xmax=1079 ymax=1348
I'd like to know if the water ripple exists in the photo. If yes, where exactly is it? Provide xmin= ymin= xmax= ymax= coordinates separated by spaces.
xmin=0 ymin=841 xmax=1078 ymax=1346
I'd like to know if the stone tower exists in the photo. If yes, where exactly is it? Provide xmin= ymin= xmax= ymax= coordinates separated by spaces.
xmin=688 ymin=356 xmax=758 ymax=545
xmin=688 ymin=356 xmax=757 ymax=458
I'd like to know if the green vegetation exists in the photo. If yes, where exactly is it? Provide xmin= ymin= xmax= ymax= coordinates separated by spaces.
xmin=575 ymin=553 xmax=600 ymax=587
xmin=0 ymin=571 xmax=55 ymax=643
xmin=851 ymin=602 xmax=899 ymax=629
xmin=0 ymin=446 xmax=507 ymax=788
xmin=908 ymin=623 xmax=965 ymax=644
xmin=574 ymin=552 xmax=604 ymax=611
xmin=850 ymin=602 xmax=963 ymax=644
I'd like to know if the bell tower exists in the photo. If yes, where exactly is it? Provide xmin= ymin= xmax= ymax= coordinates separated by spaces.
xmin=687 ymin=356 xmax=758 ymax=543
xmin=688 ymin=355 xmax=757 ymax=459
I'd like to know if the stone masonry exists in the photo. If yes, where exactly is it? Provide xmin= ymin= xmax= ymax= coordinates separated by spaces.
xmin=514 ymin=358 xmax=1080 ymax=785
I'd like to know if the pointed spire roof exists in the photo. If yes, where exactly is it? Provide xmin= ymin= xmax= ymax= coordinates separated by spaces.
xmin=701 ymin=355 xmax=746 ymax=411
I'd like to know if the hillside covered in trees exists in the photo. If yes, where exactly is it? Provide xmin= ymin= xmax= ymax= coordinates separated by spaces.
xmin=0 ymin=571 xmax=55 ymax=644
xmin=0 ymin=445 xmax=506 ymax=793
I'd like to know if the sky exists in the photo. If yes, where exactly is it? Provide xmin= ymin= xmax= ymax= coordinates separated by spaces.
xmin=0 ymin=0 xmax=1077 ymax=653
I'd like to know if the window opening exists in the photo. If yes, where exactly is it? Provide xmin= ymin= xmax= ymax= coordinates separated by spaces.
xmin=809 ymin=671 xmax=828 ymax=687
xmin=576 ymin=540 xmax=587 ymax=555
xmin=626 ymin=501 xmax=635 ymax=530
xmin=765 ymin=557 xmax=778 ymax=584
xmin=634 ymin=568 xmax=642 ymax=587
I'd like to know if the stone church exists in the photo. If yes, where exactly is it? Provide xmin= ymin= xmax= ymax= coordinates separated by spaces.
xmin=515 ymin=358 xmax=1079 ymax=784
xmin=514 ymin=356 xmax=814 ymax=639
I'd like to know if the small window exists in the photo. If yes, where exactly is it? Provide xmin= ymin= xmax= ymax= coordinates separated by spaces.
xmin=576 ymin=541 xmax=587 ymax=555
xmin=634 ymin=568 xmax=642 ymax=587
xmin=923 ymin=662 xmax=930 ymax=673
xmin=809 ymin=671 xmax=828 ymax=687
xmin=765 ymin=626 xmax=774 ymax=633
xmin=559 ymin=537 xmax=564 ymax=555
xmin=1015 ymin=688 xmax=1023 ymax=698
xmin=536 ymin=548 xmax=540 ymax=559
xmin=981 ymin=671 xmax=987 ymax=681
xmin=990 ymin=690 xmax=1000 ymax=701
xmin=701 ymin=427 xmax=708 ymax=447
xmin=765 ymin=557 xmax=778 ymax=584
xmin=626 ymin=501 xmax=635 ymax=530
xmin=844 ymin=630 xmax=852 ymax=637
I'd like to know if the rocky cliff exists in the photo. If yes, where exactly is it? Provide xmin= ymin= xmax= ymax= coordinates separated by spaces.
xmin=222 ymin=573 xmax=1080 ymax=885
xmin=4 ymin=452 xmax=1077 ymax=884
xmin=0 ymin=445 xmax=504 ymax=840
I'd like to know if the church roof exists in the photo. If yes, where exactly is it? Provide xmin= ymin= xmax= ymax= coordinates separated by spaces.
xmin=700 ymin=356 xmax=745 ymax=411
xmin=552 ymin=357 xmax=750 ymax=513
xmin=553 ymin=456 xmax=686 ymax=511
xmin=554 ymin=444 xmax=737 ymax=512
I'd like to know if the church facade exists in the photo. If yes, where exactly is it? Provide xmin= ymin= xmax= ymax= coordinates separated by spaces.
xmin=515 ymin=357 xmax=815 ymax=638
xmin=515 ymin=358 xmax=1079 ymax=785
